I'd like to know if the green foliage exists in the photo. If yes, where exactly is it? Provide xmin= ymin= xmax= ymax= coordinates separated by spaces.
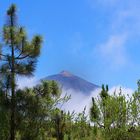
xmin=90 ymin=84 xmax=140 ymax=140
xmin=0 ymin=90 xmax=10 ymax=140
xmin=15 ymin=81 xmax=66 ymax=140
xmin=90 ymin=97 xmax=100 ymax=123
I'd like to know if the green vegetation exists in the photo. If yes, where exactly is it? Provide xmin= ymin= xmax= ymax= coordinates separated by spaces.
xmin=0 ymin=4 xmax=140 ymax=140
xmin=90 ymin=83 xmax=140 ymax=140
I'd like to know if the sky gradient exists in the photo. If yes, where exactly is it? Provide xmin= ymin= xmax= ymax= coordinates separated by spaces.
xmin=1 ymin=0 xmax=140 ymax=89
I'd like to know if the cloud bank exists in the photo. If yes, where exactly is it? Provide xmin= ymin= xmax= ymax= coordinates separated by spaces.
xmin=61 ymin=86 xmax=134 ymax=116
xmin=17 ymin=77 xmax=134 ymax=116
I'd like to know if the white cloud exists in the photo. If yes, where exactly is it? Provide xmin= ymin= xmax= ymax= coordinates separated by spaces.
xmin=97 ymin=34 xmax=128 ymax=68
xmin=89 ymin=0 xmax=140 ymax=69
xmin=17 ymin=77 xmax=134 ymax=117
xmin=61 ymin=86 xmax=133 ymax=116
xmin=17 ymin=77 xmax=37 ymax=89
xmin=89 ymin=0 xmax=140 ymax=35
xmin=61 ymin=88 xmax=101 ymax=115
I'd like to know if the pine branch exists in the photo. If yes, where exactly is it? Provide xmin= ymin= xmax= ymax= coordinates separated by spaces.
xmin=0 ymin=53 xmax=10 ymax=61
xmin=0 ymin=53 xmax=7 ymax=58
xmin=0 ymin=58 xmax=8 ymax=61
xmin=15 ymin=54 xmax=31 ymax=60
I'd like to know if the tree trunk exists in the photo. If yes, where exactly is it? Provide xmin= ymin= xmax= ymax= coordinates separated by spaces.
xmin=10 ymin=13 xmax=16 ymax=140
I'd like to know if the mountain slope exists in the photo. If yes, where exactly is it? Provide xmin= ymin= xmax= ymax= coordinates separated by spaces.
xmin=43 ymin=70 xmax=99 ymax=94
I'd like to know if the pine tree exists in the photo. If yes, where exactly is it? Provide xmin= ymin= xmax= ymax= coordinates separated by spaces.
xmin=90 ymin=97 xmax=100 ymax=123
xmin=0 ymin=4 xmax=42 ymax=140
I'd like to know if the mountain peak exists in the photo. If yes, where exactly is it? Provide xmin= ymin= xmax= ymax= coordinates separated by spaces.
xmin=44 ymin=70 xmax=99 ymax=94
xmin=60 ymin=70 xmax=73 ymax=77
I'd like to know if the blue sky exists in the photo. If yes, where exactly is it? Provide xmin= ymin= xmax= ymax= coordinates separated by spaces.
xmin=1 ymin=0 xmax=140 ymax=89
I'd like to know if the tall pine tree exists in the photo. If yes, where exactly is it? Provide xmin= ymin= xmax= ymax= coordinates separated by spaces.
xmin=0 ymin=4 xmax=42 ymax=140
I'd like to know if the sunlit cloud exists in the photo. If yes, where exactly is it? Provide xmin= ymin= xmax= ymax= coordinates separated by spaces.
xmin=61 ymin=86 xmax=134 ymax=116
